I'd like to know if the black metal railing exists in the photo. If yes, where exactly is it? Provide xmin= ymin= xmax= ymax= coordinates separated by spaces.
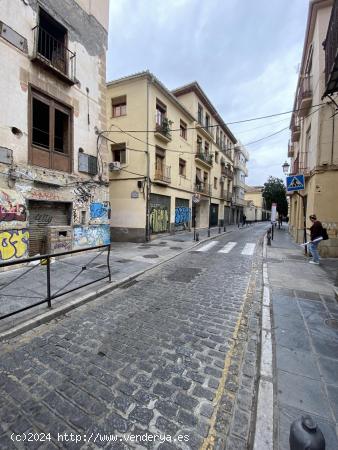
xmin=32 ymin=25 xmax=76 ymax=81
xmin=0 ymin=244 xmax=110 ymax=321
xmin=154 ymin=163 xmax=171 ymax=183
xmin=195 ymin=182 xmax=212 ymax=196
xmin=195 ymin=151 xmax=213 ymax=165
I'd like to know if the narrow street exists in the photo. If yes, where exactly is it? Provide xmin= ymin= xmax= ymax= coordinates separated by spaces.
xmin=0 ymin=224 xmax=265 ymax=450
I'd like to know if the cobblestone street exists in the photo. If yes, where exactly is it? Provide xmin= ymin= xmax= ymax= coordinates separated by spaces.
xmin=0 ymin=225 xmax=265 ymax=450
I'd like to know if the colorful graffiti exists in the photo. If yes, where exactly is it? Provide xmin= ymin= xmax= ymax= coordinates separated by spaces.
xmin=90 ymin=202 xmax=110 ymax=220
xmin=73 ymin=225 xmax=110 ymax=249
xmin=0 ymin=229 xmax=29 ymax=261
xmin=0 ymin=190 xmax=26 ymax=222
xmin=29 ymin=190 xmax=60 ymax=201
xmin=175 ymin=207 xmax=191 ymax=225
xmin=150 ymin=207 xmax=169 ymax=233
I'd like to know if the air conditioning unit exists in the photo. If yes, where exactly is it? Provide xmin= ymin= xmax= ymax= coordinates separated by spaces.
xmin=109 ymin=161 xmax=121 ymax=171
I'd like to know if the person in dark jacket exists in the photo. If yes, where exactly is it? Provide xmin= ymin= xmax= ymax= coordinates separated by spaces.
xmin=309 ymin=214 xmax=323 ymax=264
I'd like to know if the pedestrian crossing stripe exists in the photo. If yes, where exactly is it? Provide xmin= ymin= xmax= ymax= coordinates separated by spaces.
xmin=196 ymin=241 xmax=218 ymax=252
xmin=196 ymin=241 xmax=256 ymax=255
xmin=286 ymin=174 xmax=305 ymax=192
xmin=218 ymin=242 xmax=237 ymax=253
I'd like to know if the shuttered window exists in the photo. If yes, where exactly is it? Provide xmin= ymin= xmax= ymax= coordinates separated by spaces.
xmin=29 ymin=88 xmax=72 ymax=173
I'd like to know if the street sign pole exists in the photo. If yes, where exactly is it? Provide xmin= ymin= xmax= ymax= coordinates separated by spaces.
xmin=286 ymin=174 xmax=307 ymax=255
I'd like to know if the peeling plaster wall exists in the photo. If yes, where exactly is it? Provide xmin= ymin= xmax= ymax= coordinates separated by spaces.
xmin=0 ymin=0 xmax=110 ymax=260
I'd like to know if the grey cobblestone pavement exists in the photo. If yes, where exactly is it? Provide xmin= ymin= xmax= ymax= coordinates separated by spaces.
xmin=0 ymin=224 xmax=265 ymax=449
xmin=0 ymin=225 xmax=246 ymax=333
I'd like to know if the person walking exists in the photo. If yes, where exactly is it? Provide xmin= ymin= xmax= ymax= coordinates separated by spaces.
xmin=308 ymin=214 xmax=323 ymax=265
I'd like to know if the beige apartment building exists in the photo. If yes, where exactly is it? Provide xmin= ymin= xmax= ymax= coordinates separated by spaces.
xmin=233 ymin=141 xmax=249 ymax=223
xmin=244 ymin=186 xmax=271 ymax=222
xmin=288 ymin=0 xmax=338 ymax=257
xmin=106 ymin=73 xmax=240 ymax=242
xmin=0 ymin=0 xmax=110 ymax=263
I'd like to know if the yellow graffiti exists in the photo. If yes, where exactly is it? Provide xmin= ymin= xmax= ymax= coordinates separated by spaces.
xmin=0 ymin=229 xmax=29 ymax=261
xmin=150 ymin=208 xmax=169 ymax=233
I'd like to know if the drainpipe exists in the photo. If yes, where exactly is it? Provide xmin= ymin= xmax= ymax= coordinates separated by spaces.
xmin=145 ymin=76 xmax=151 ymax=242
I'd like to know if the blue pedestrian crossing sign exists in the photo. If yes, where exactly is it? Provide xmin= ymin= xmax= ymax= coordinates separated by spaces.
xmin=286 ymin=174 xmax=305 ymax=192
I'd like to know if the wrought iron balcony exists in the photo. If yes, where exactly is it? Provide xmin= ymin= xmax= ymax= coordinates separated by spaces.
xmin=291 ymin=125 xmax=300 ymax=142
xmin=194 ymin=182 xmax=212 ymax=196
xmin=288 ymin=142 xmax=295 ymax=158
xmin=154 ymin=119 xmax=172 ymax=142
xmin=154 ymin=163 xmax=171 ymax=184
xmin=195 ymin=151 xmax=213 ymax=167
xmin=220 ymin=189 xmax=232 ymax=202
xmin=32 ymin=26 xmax=76 ymax=85
xmin=298 ymin=75 xmax=312 ymax=117
xmin=221 ymin=166 xmax=234 ymax=179
xmin=324 ymin=0 xmax=338 ymax=96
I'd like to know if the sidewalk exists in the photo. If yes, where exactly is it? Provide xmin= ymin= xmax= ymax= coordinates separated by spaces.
xmin=266 ymin=227 xmax=338 ymax=449
xmin=0 ymin=224 xmax=245 ymax=337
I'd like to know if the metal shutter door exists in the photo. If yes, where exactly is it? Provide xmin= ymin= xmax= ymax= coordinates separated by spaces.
xmin=29 ymin=201 xmax=69 ymax=256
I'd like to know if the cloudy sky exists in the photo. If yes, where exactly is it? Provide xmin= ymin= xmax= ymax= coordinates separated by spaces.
xmin=107 ymin=0 xmax=309 ymax=186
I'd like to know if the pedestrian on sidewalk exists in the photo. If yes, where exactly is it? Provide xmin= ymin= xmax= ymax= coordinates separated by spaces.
xmin=308 ymin=214 xmax=323 ymax=265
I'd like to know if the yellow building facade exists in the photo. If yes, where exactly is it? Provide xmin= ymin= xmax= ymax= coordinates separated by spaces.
xmin=244 ymin=186 xmax=271 ymax=222
xmin=106 ymin=72 xmax=240 ymax=242
xmin=288 ymin=0 xmax=338 ymax=257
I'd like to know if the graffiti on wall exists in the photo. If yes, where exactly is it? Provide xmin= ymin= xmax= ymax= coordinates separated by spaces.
xmin=175 ymin=207 xmax=191 ymax=225
xmin=0 ymin=229 xmax=29 ymax=261
xmin=150 ymin=207 xmax=169 ymax=233
xmin=90 ymin=202 xmax=111 ymax=221
xmin=29 ymin=190 xmax=60 ymax=201
xmin=73 ymin=184 xmax=95 ymax=225
xmin=0 ymin=190 xmax=26 ymax=222
xmin=73 ymin=224 xmax=110 ymax=249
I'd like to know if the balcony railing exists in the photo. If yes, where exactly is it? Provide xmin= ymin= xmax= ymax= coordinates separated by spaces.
xmin=324 ymin=0 xmax=338 ymax=96
xmin=298 ymin=75 xmax=312 ymax=117
xmin=154 ymin=163 xmax=171 ymax=183
xmin=32 ymin=26 xmax=76 ymax=84
xmin=195 ymin=151 xmax=213 ymax=166
xmin=220 ymin=190 xmax=232 ymax=201
xmin=221 ymin=167 xmax=234 ymax=179
xmin=155 ymin=119 xmax=172 ymax=142
xmin=195 ymin=182 xmax=212 ymax=196
xmin=288 ymin=142 xmax=294 ymax=158
xmin=291 ymin=125 xmax=300 ymax=142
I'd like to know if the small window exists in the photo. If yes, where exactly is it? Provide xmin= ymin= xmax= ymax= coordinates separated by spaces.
xmin=179 ymin=158 xmax=186 ymax=176
xmin=180 ymin=120 xmax=187 ymax=139
xmin=205 ymin=142 xmax=209 ymax=154
xmin=197 ymin=135 xmax=202 ymax=153
xmin=214 ymin=177 xmax=217 ymax=189
xmin=215 ymin=151 xmax=219 ymax=163
xmin=205 ymin=114 xmax=210 ymax=129
xmin=111 ymin=143 xmax=126 ymax=164
xmin=198 ymin=104 xmax=203 ymax=124
xmin=156 ymin=99 xmax=167 ymax=125
xmin=112 ymin=95 xmax=127 ymax=117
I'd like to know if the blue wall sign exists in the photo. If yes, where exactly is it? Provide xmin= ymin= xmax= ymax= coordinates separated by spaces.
xmin=286 ymin=174 xmax=305 ymax=192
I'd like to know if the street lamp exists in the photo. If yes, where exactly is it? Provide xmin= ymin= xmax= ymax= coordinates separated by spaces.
xmin=282 ymin=161 xmax=290 ymax=175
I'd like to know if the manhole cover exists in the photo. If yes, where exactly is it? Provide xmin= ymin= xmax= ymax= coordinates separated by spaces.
xmin=167 ymin=267 xmax=202 ymax=283
xmin=170 ymin=247 xmax=182 ymax=250
xmin=325 ymin=319 xmax=338 ymax=330
xmin=142 ymin=254 xmax=159 ymax=259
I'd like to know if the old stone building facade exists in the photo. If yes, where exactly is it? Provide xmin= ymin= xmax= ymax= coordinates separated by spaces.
xmin=287 ymin=0 xmax=338 ymax=256
xmin=0 ymin=0 xmax=110 ymax=262
xmin=106 ymin=72 xmax=247 ymax=242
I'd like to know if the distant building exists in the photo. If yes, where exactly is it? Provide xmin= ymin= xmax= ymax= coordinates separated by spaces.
xmin=288 ymin=0 xmax=338 ymax=256
xmin=0 ymin=0 xmax=110 ymax=262
xmin=106 ymin=72 xmax=242 ymax=242
xmin=244 ymin=186 xmax=270 ymax=222
xmin=233 ymin=141 xmax=249 ymax=224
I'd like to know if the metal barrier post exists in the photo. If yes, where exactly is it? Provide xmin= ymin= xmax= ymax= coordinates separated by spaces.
xmin=107 ymin=245 xmax=112 ymax=282
xmin=46 ymin=256 xmax=51 ymax=308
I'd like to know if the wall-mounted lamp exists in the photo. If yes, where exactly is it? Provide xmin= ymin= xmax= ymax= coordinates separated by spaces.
xmin=282 ymin=161 xmax=290 ymax=175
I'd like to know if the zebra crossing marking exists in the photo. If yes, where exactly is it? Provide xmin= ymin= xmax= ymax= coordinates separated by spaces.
xmin=218 ymin=242 xmax=237 ymax=253
xmin=241 ymin=243 xmax=256 ymax=255
xmin=196 ymin=241 xmax=218 ymax=252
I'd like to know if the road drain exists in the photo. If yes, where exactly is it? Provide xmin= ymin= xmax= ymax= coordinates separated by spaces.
xmin=325 ymin=318 xmax=338 ymax=330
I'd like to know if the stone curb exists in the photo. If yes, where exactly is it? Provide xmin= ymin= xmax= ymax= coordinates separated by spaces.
xmin=0 ymin=229 xmax=234 ymax=341
xmin=334 ymin=286 xmax=338 ymax=300
xmin=253 ymin=235 xmax=274 ymax=450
